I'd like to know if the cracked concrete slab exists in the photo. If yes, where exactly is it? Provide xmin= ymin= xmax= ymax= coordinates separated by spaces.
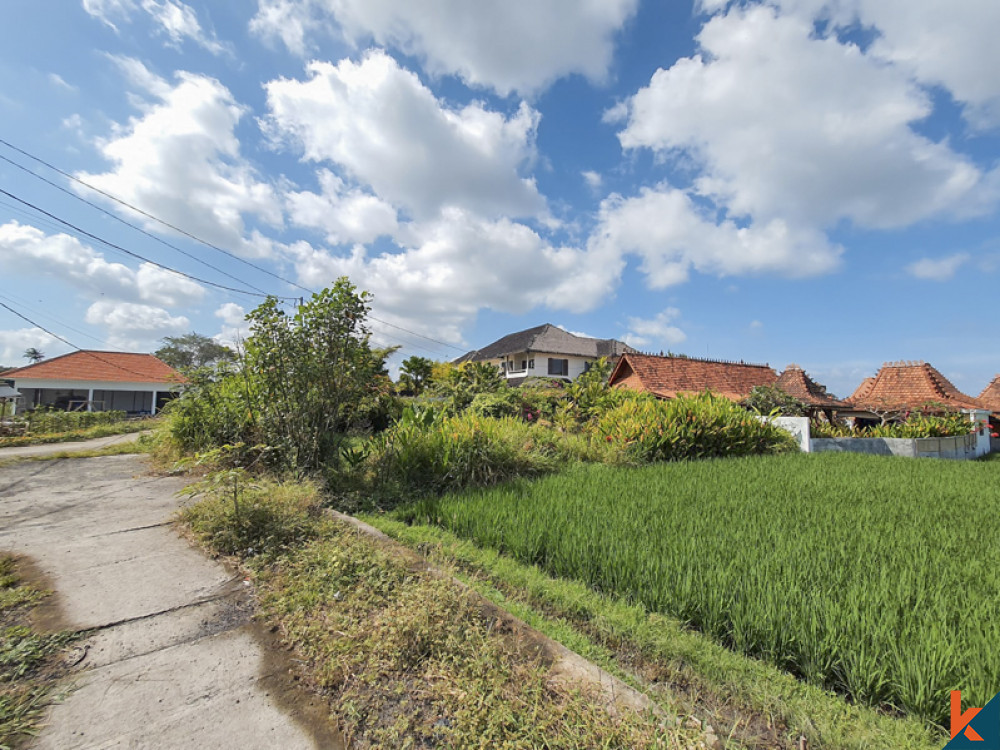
xmin=0 ymin=455 xmax=345 ymax=749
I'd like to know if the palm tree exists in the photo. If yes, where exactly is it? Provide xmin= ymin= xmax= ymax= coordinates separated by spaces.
xmin=23 ymin=347 xmax=44 ymax=364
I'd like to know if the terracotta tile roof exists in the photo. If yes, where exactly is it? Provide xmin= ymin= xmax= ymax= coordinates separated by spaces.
xmin=775 ymin=364 xmax=852 ymax=409
xmin=608 ymin=352 xmax=777 ymax=402
xmin=849 ymin=361 xmax=985 ymax=413
xmin=456 ymin=323 xmax=635 ymax=362
xmin=3 ymin=351 xmax=186 ymax=385
xmin=979 ymin=375 xmax=1000 ymax=413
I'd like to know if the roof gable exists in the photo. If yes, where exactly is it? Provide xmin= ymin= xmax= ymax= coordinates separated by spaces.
xmin=979 ymin=375 xmax=1000 ymax=412
xmin=849 ymin=361 xmax=984 ymax=412
xmin=775 ymin=365 xmax=851 ymax=409
xmin=609 ymin=352 xmax=777 ymax=401
xmin=458 ymin=324 xmax=633 ymax=362
xmin=4 ymin=351 xmax=186 ymax=385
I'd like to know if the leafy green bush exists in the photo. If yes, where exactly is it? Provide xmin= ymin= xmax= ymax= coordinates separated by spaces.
xmin=360 ymin=412 xmax=622 ymax=503
xmin=165 ymin=279 xmax=399 ymax=472
xmin=596 ymin=391 xmax=798 ymax=462
xmin=812 ymin=412 xmax=973 ymax=439
xmin=26 ymin=409 xmax=127 ymax=434
xmin=467 ymin=389 xmax=522 ymax=419
xmin=180 ymin=477 xmax=324 ymax=557
xmin=743 ymin=384 xmax=808 ymax=417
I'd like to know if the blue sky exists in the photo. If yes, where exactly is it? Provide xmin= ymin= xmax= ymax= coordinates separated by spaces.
xmin=1 ymin=0 xmax=998 ymax=398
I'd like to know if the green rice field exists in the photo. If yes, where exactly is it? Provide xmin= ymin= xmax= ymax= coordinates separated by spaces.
xmin=398 ymin=453 xmax=1000 ymax=726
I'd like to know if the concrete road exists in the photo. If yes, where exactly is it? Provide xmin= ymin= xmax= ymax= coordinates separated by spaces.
xmin=0 ymin=430 xmax=149 ymax=459
xmin=0 ymin=455 xmax=344 ymax=749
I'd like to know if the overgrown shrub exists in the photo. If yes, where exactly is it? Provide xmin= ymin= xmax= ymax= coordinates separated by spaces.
xmin=358 ymin=411 xmax=621 ymax=503
xmin=165 ymin=279 xmax=399 ymax=473
xmin=743 ymin=384 xmax=808 ymax=417
xmin=180 ymin=477 xmax=324 ymax=557
xmin=812 ymin=412 xmax=974 ymax=438
xmin=596 ymin=391 xmax=798 ymax=462
xmin=467 ymin=389 xmax=522 ymax=419
xmin=26 ymin=409 xmax=127 ymax=434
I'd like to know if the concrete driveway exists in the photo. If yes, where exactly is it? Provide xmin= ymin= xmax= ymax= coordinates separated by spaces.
xmin=0 ymin=455 xmax=344 ymax=749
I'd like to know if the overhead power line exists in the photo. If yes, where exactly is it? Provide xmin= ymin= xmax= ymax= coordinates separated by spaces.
xmin=0 ymin=188 xmax=297 ymax=301
xmin=0 ymin=301 xmax=164 ymax=380
xmin=0 ymin=152 xmax=273 ymax=296
xmin=0 ymin=137 xmax=467 ymax=355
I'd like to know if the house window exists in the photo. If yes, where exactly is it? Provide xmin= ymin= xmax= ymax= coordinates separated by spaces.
xmin=528 ymin=359 xmax=534 ymax=370
xmin=583 ymin=361 xmax=592 ymax=373
xmin=548 ymin=358 xmax=569 ymax=376
xmin=521 ymin=360 xmax=527 ymax=371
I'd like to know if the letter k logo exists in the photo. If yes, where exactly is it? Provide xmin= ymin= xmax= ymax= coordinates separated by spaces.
xmin=953 ymin=691 xmax=984 ymax=742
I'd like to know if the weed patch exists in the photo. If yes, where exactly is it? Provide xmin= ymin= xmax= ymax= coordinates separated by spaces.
xmin=0 ymin=556 xmax=77 ymax=750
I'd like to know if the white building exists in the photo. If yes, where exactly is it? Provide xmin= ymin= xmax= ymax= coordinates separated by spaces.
xmin=455 ymin=324 xmax=634 ymax=384
xmin=3 ymin=350 xmax=185 ymax=415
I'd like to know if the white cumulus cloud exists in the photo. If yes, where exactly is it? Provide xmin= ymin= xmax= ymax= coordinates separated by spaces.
xmin=906 ymin=253 xmax=970 ymax=281
xmin=617 ymin=5 xmax=988 ymax=231
xmin=80 ymin=59 xmax=281 ymax=259
xmin=623 ymin=309 xmax=687 ymax=349
xmin=286 ymin=169 xmax=398 ymax=245
xmin=0 ymin=221 xmax=205 ymax=307
xmin=251 ymin=0 xmax=639 ymax=95
xmin=264 ymin=51 xmax=546 ymax=221
xmin=85 ymin=301 xmax=189 ymax=350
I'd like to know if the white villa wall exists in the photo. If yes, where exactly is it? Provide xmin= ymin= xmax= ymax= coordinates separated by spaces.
xmin=764 ymin=410 xmax=992 ymax=460
xmin=497 ymin=352 xmax=597 ymax=381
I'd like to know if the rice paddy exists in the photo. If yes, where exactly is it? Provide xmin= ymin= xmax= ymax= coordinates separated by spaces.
xmin=398 ymin=452 xmax=1000 ymax=726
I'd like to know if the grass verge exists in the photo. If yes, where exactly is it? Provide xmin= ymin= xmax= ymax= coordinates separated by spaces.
xmin=0 ymin=420 xmax=154 ymax=449
xmin=0 ymin=435 xmax=153 ymax=468
xmin=0 ymin=556 xmax=77 ymax=750
xmin=363 ymin=516 xmax=945 ymax=750
xmin=179 ymin=480 xmax=702 ymax=748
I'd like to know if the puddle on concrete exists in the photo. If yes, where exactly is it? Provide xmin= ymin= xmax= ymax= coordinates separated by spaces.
xmin=253 ymin=618 xmax=349 ymax=750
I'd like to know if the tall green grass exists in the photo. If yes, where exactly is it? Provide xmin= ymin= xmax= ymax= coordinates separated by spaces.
xmin=398 ymin=453 xmax=1000 ymax=726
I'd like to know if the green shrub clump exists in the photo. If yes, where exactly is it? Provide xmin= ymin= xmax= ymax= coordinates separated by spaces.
xmin=180 ymin=478 xmax=324 ymax=558
xmin=356 ymin=407 xmax=617 ymax=504
xmin=26 ymin=409 xmax=127 ymax=434
xmin=597 ymin=391 xmax=798 ymax=461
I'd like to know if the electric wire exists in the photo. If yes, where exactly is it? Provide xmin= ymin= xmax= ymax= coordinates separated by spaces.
xmin=0 ymin=292 xmax=110 ymax=348
xmin=0 ymin=152 xmax=274 ymax=296
xmin=0 ymin=138 xmax=467 ymax=355
xmin=0 ymin=301 xmax=166 ymax=380
xmin=0 ymin=188 xmax=298 ymax=301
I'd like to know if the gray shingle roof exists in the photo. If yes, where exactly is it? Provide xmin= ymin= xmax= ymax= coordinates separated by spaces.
xmin=455 ymin=324 xmax=634 ymax=363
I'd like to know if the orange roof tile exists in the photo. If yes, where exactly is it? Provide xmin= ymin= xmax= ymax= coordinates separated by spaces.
xmin=608 ymin=352 xmax=777 ymax=402
xmin=775 ymin=364 xmax=852 ymax=409
xmin=4 ymin=351 xmax=186 ymax=385
xmin=979 ymin=375 xmax=1000 ymax=413
xmin=849 ymin=361 xmax=985 ymax=413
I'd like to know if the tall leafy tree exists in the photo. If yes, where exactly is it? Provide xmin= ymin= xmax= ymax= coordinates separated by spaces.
xmin=155 ymin=333 xmax=235 ymax=370
xmin=397 ymin=355 xmax=435 ymax=395
xmin=240 ymin=278 xmax=395 ymax=470
xmin=23 ymin=348 xmax=44 ymax=363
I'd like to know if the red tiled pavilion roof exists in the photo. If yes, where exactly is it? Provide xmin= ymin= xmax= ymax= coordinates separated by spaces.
xmin=608 ymin=352 xmax=777 ymax=402
xmin=775 ymin=364 xmax=852 ymax=409
xmin=3 ymin=351 xmax=185 ymax=385
xmin=848 ymin=361 xmax=984 ymax=413
xmin=979 ymin=375 xmax=1000 ymax=413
